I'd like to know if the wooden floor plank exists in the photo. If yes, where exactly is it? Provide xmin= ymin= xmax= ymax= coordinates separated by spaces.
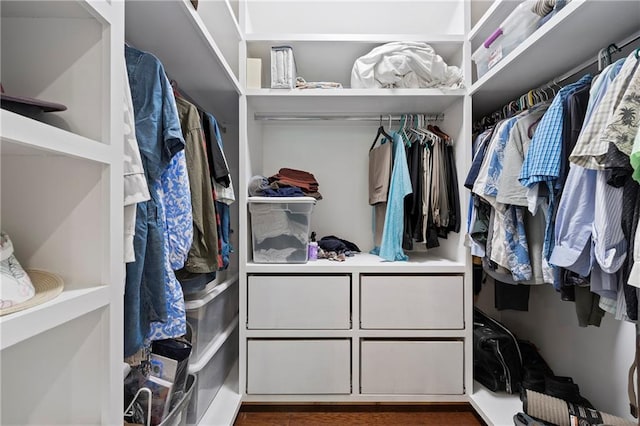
xmin=234 ymin=404 xmax=486 ymax=426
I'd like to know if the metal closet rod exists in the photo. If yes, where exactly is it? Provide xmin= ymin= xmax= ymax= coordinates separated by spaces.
xmin=253 ymin=113 xmax=445 ymax=122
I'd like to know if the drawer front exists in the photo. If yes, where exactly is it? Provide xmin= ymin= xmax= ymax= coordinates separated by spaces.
xmin=247 ymin=339 xmax=351 ymax=394
xmin=248 ymin=275 xmax=350 ymax=329
xmin=360 ymin=340 xmax=464 ymax=395
xmin=360 ymin=275 xmax=463 ymax=329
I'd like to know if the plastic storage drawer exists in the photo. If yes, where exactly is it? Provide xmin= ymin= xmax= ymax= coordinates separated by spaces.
xmin=185 ymin=279 xmax=238 ymax=363
xmin=248 ymin=196 xmax=316 ymax=263
xmin=186 ymin=321 xmax=239 ymax=425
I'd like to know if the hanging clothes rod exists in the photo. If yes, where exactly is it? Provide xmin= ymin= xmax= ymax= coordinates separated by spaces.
xmin=474 ymin=30 xmax=640 ymax=130
xmin=253 ymin=113 xmax=445 ymax=122
xmin=548 ymin=29 xmax=640 ymax=86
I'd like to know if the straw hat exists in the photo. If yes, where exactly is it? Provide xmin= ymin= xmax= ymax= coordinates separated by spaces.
xmin=0 ymin=269 xmax=64 ymax=316
xmin=0 ymin=232 xmax=64 ymax=316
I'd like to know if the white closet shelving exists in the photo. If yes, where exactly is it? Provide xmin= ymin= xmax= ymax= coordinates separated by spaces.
xmin=469 ymin=0 xmax=640 ymax=118
xmin=125 ymin=0 xmax=242 ymax=124
xmin=468 ymin=1 xmax=640 ymax=424
xmin=124 ymin=1 xmax=243 ymax=424
xmin=0 ymin=0 xmax=124 ymax=424
xmin=238 ymin=0 xmax=474 ymax=407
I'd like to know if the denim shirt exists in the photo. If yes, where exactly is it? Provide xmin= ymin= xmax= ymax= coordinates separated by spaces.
xmin=124 ymin=45 xmax=185 ymax=357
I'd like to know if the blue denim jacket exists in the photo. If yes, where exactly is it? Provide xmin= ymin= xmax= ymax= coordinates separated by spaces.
xmin=124 ymin=45 xmax=185 ymax=357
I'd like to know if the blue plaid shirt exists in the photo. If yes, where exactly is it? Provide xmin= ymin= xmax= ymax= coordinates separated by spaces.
xmin=519 ymin=75 xmax=593 ymax=190
xmin=519 ymin=75 xmax=592 ymax=262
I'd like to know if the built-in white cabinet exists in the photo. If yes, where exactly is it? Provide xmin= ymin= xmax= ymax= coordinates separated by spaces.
xmin=243 ymin=271 xmax=469 ymax=402
xmin=360 ymin=340 xmax=464 ymax=395
xmin=238 ymin=0 xmax=472 ymax=406
xmin=360 ymin=275 xmax=464 ymax=329
xmin=248 ymin=275 xmax=351 ymax=329
xmin=0 ymin=1 xmax=124 ymax=423
xmin=247 ymin=339 xmax=352 ymax=394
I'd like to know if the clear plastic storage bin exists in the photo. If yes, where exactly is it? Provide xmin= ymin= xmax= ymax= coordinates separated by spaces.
xmin=472 ymin=0 xmax=541 ymax=79
xmin=248 ymin=196 xmax=317 ymax=264
xmin=185 ymin=279 xmax=239 ymax=364
xmin=186 ymin=325 xmax=239 ymax=425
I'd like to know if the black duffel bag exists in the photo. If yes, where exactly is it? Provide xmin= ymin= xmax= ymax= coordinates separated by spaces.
xmin=473 ymin=307 xmax=523 ymax=394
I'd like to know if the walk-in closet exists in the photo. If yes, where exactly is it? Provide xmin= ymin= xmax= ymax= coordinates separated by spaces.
xmin=1 ymin=1 xmax=639 ymax=425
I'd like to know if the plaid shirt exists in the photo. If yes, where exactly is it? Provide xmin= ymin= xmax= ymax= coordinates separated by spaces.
xmin=519 ymin=75 xmax=593 ymax=190
xmin=519 ymin=75 xmax=593 ymax=261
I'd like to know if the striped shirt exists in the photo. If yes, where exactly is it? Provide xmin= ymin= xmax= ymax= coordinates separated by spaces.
xmin=551 ymin=61 xmax=624 ymax=275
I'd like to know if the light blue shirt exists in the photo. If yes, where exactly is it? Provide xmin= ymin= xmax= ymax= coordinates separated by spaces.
xmin=550 ymin=60 xmax=625 ymax=275
xmin=371 ymin=132 xmax=412 ymax=261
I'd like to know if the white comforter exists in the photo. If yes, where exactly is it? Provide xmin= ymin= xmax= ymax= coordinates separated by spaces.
xmin=351 ymin=41 xmax=464 ymax=89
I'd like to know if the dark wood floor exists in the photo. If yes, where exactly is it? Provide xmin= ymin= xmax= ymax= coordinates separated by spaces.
xmin=234 ymin=404 xmax=486 ymax=426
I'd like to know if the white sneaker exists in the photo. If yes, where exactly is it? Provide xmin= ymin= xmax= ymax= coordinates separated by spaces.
xmin=0 ymin=232 xmax=35 ymax=309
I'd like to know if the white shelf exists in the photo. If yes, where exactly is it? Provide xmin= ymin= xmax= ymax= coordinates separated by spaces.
xmin=81 ymin=0 xmax=113 ymax=24
xmin=125 ymin=0 xmax=241 ymax=125
xmin=246 ymin=253 xmax=466 ymax=274
xmin=1 ymin=0 xmax=111 ymax=22
xmin=242 ymin=393 xmax=469 ymax=403
xmin=197 ymin=361 xmax=241 ymax=426
xmin=242 ymin=1 xmax=466 ymax=36
xmin=1 ymin=110 xmax=112 ymax=164
xmin=247 ymin=89 xmax=465 ymax=114
xmin=245 ymin=329 xmax=466 ymax=339
xmin=189 ymin=0 xmax=242 ymax=83
xmin=198 ymin=0 xmax=242 ymax=41
xmin=246 ymin=36 xmax=464 ymax=90
xmin=245 ymin=33 xmax=464 ymax=48
xmin=470 ymin=382 xmax=522 ymax=426
xmin=0 ymin=285 xmax=110 ymax=350
xmin=246 ymin=33 xmax=464 ymax=41
xmin=469 ymin=0 xmax=640 ymax=118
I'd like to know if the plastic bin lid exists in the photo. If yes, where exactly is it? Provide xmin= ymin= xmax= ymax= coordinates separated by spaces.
xmin=248 ymin=196 xmax=317 ymax=204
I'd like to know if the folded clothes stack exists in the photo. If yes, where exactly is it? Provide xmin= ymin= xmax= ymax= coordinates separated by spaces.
xmin=271 ymin=46 xmax=296 ymax=89
xmin=269 ymin=168 xmax=322 ymax=199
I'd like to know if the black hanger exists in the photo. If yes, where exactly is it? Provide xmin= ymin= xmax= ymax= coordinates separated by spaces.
xmin=369 ymin=116 xmax=393 ymax=151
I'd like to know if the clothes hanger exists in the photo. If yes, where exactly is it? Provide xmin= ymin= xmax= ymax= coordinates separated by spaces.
xmin=607 ymin=43 xmax=621 ymax=64
xmin=369 ymin=115 xmax=393 ymax=151
xmin=412 ymin=115 xmax=439 ymax=145
xmin=399 ymin=114 xmax=412 ymax=146
xmin=597 ymin=47 xmax=609 ymax=71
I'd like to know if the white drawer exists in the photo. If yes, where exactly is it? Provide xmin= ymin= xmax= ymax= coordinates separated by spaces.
xmin=360 ymin=340 xmax=464 ymax=394
xmin=248 ymin=275 xmax=350 ymax=329
xmin=360 ymin=275 xmax=463 ymax=329
xmin=247 ymin=339 xmax=351 ymax=394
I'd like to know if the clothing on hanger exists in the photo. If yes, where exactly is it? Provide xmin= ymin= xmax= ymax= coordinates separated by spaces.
xmin=124 ymin=44 xmax=186 ymax=357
